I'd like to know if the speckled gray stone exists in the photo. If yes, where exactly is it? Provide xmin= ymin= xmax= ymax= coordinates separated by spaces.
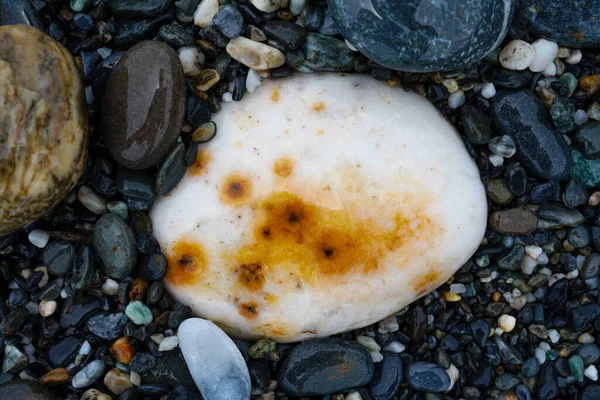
xmin=328 ymin=0 xmax=514 ymax=72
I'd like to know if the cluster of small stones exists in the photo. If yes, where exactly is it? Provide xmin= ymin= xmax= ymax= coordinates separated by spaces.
xmin=1 ymin=0 xmax=600 ymax=399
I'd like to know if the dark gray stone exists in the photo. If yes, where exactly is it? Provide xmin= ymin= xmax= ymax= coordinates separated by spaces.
xmin=156 ymin=143 xmax=186 ymax=196
xmin=87 ymin=312 xmax=129 ymax=341
xmin=576 ymin=121 xmax=600 ymax=159
xmin=110 ymin=0 xmax=173 ymax=18
xmin=91 ymin=213 xmax=137 ymax=279
xmin=0 ymin=0 xmax=43 ymax=30
xmin=42 ymin=241 xmax=76 ymax=276
xmin=113 ymin=12 xmax=175 ymax=49
xmin=158 ymin=23 xmax=194 ymax=47
xmin=405 ymin=362 xmax=451 ymax=392
xmin=328 ymin=0 xmax=514 ymax=72
xmin=212 ymin=5 xmax=244 ymax=39
xmin=0 ymin=380 xmax=56 ymax=400
xmin=263 ymin=20 xmax=307 ymax=50
xmin=296 ymin=33 xmax=356 ymax=72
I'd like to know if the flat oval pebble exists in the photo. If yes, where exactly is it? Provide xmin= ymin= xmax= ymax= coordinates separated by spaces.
xmin=406 ymin=362 xmax=451 ymax=392
xmin=0 ymin=25 xmax=88 ymax=235
xmin=102 ymin=41 xmax=185 ymax=170
xmin=151 ymin=73 xmax=487 ymax=341
xmin=367 ymin=351 xmax=403 ymax=400
xmin=92 ymin=213 xmax=137 ymax=279
xmin=178 ymin=318 xmax=251 ymax=400
xmin=0 ymin=380 xmax=56 ymax=400
xmin=278 ymin=338 xmax=374 ymax=396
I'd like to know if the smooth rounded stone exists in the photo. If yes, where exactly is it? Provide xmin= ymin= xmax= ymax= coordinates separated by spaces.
xmin=212 ymin=5 xmax=244 ymax=39
xmin=584 ymin=385 xmax=600 ymax=400
xmin=550 ymin=97 xmax=575 ymax=134
xmin=461 ymin=105 xmax=491 ymax=145
xmin=87 ymin=312 xmax=129 ymax=341
xmin=0 ymin=25 xmax=88 ymax=235
xmin=564 ymin=180 xmax=588 ymax=208
xmin=0 ymin=0 xmax=43 ymax=29
xmin=263 ymin=20 xmax=307 ymax=50
xmin=3 ymin=344 xmax=28 ymax=373
xmin=129 ymin=353 xmax=157 ymax=374
xmin=486 ymin=179 xmax=514 ymax=205
xmin=60 ymin=296 xmax=102 ymax=328
xmin=499 ymin=40 xmax=535 ymax=71
xmin=78 ymin=186 xmax=108 ymax=215
xmin=92 ymin=214 xmax=137 ymax=279
xmin=226 ymin=36 xmax=285 ymax=70
xmin=577 ymin=344 xmax=600 ymax=365
xmin=137 ymin=253 xmax=167 ymax=281
xmin=156 ymin=143 xmax=186 ymax=196
xmin=250 ymin=0 xmax=281 ymax=12
xmin=495 ymin=373 xmax=520 ymax=390
xmin=522 ymin=358 xmax=540 ymax=378
xmin=568 ymin=226 xmax=591 ymax=248
xmin=110 ymin=0 xmax=173 ymax=18
xmin=576 ymin=121 xmax=600 ymax=159
xmin=490 ymin=90 xmax=571 ymax=181
xmin=116 ymin=169 xmax=157 ymax=211
xmin=151 ymin=73 xmax=487 ymax=341
xmin=529 ymin=39 xmax=559 ymax=72
xmin=141 ymin=349 xmax=196 ymax=387
xmin=296 ymin=33 xmax=355 ymax=72
xmin=72 ymin=360 xmax=106 ymax=389
xmin=537 ymin=364 xmax=557 ymax=400
xmin=107 ymin=201 xmax=128 ymax=220
xmin=489 ymin=207 xmax=538 ymax=234
xmin=42 ymin=241 xmax=76 ymax=276
xmin=405 ymin=362 xmax=450 ymax=392
xmin=516 ymin=0 xmax=600 ymax=48
xmin=530 ymin=181 xmax=560 ymax=204
xmin=178 ymin=318 xmax=251 ymax=400
xmin=72 ymin=245 xmax=97 ymax=291
xmin=278 ymin=338 xmax=373 ymax=396
xmin=328 ymin=0 xmax=512 ymax=72
xmin=125 ymin=301 xmax=153 ymax=325
xmin=102 ymin=41 xmax=185 ymax=170
xmin=367 ymin=351 xmax=402 ymax=400
xmin=537 ymin=202 xmax=585 ymax=228
xmin=104 ymin=368 xmax=133 ymax=395
xmin=0 ymin=380 xmax=56 ymax=400
xmin=47 ymin=335 xmax=80 ymax=367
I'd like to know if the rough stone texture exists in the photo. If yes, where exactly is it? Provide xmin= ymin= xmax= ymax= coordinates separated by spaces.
xmin=0 ymin=25 xmax=88 ymax=235
xmin=328 ymin=0 xmax=514 ymax=72
xmin=0 ymin=380 xmax=56 ymax=400
xmin=101 ymin=41 xmax=185 ymax=170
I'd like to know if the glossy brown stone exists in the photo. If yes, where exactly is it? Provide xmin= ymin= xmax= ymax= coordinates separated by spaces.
xmin=101 ymin=41 xmax=185 ymax=170
xmin=0 ymin=25 xmax=88 ymax=235
xmin=0 ymin=380 xmax=56 ymax=400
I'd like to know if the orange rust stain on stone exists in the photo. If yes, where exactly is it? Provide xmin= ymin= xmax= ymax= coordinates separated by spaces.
xmin=189 ymin=149 xmax=211 ymax=176
xmin=271 ymin=87 xmax=280 ymax=103
xmin=237 ymin=263 xmax=266 ymax=291
xmin=273 ymin=158 xmax=294 ymax=178
xmin=238 ymin=301 xmax=259 ymax=319
xmin=312 ymin=101 xmax=326 ymax=112
xmin=221 ymin=173 xmax=253 ymax=206
xmin=165 ymin=241 xmax=207 ymax=286
xmin=410 ymin=269 xmax=441 ymax=294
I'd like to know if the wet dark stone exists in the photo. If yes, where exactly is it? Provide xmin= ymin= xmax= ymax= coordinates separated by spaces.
xmin=60 ymin=296 xmax=102 ymax=328
xmin=440 ymin=335 xmax=461 ymax=351
xmin=110 ymin=0 xmax=173 ymax=18
xmin=249 ymin=359 xmax=270 ymax=396
xmin=405 ymin=361 xmax=450 ymax=392
xmin=461 ymin=104 xmax=492 ymax=145
xmin=0 ymin=380 xmax=56 ymax=400
xmin=507 ymin=164 xmax=528 ymax=196
xmin=113 ymin=13 xmax=176 ymax=49
xmin=490 ymin=90 xmax=571 ymax=181
xmin=522 ymin=357 xmax=540 ymax=378
xmin=537 ymin=364 xmax=558 ymax=400
xmin=516 ymin=0 xmax=600 ymax=47
xmin=136 ymin=253 xmax=167 ymax=281
xmin=102 ymin=40 xmax=185 ymax=169
xmin=212 ymin=4 xmax=244 ymax=39
xmin=129 ymin=352 xmax=157 ymax=374
xmin=498 ymin=244 xmax=524 ymax=270
xmin=577 ymin=344 xmax=600 ymax=365
xmin=278 ymin=338 xmax=374 ymax=396
xmin=86 ymin=312 xmax=129 ymax=341
xmin=583 ymin=385 xmax=600 ymax=400
xmin=42 ymin=241 xmax=76 ymax=277
xmin=367 ymin=351 xmax=402 ymax=400
xmin=38 ymin=279 xmax=64 ymax=301
xmin=158 ymin=23 xmax=194 ymax=47
xmin=564 ymin=179 xmax=588 ymax=208
xmin=328 ymin=0 xmax=513 ymax=72
xmin=468 ymin=362 xmax=492 ymax=387
xmin=8 ymin=290 xmax=28 ymax=308
xmin=136 ymin=232 xmax=161 ymax=254
xmin=116 ymin=169 xmax=156 ymax=211
xmin=169 ymin=385 xmax=202 ymax=400
xmin=495 ymin=373 xmax=520 ymax=390
xmin=47 ymin=336 xmax=80 ymax=367
xmin=92 ymin=213 xmax=137 ymax=280
xmin=81 ymin=50 xmax=101 ymax=79
xmin=485 ymin=69 xmax=533 ymax=89
xmin=304 ymin=5 xmax=324 ymax=31
xmin=168 ymin=303 xmax=191 ymax=328
xmin=186 ymin=96 xmax=211 ymax=127
xmin=530 ymin=181 xmax=560 ymax=204
xmin=469 ymin=319 xmax=490 ymax=348
xmin=567 ymin=303 xmax=600 ymax=331
xmin=0 ymin=0 xmax=43 ymax=29
xmin=576 ymin=121 xmax=600 ymax=159
xmin=0 ymin=307 xmax=28 ymax=335
xmin=71 ymin=245 xmax=96 ymax=291
xmin=156 ymin=143 xmax=186 ymax=196
xmin=91 ymin=53 xmax=123 ymax=106
xmin=408 ymin=306 xmax=427 ymax=341
xmin=142 ymin=350 xmax=196 ymax=387
xmin=546 ymin=278 xmax=568 ymax=313
xmin=263 ymin=20 xmax=307 ymax=50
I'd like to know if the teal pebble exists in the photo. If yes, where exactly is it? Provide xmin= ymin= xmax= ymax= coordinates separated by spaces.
xmin=558 ymin=73 xmax=577 ymax=97
xmin=569 ymin=354 xmax=585 ymax=382
xmin=115 ymin=362 xmax=129 ymax=372
xmin=125 ymin=301 xmax=153 ymax=325
xmin=107 ymin=201 xmax=128 ymax=220
xmin=550 ymin=97 xmax=576 ymax=133
xmin=546 ymin=349 xmax=559 ymax=361
xmin=70 ymin=0 xmax=93 ymax=12
xmin=570 ymin=150 xmax=600 ymax=188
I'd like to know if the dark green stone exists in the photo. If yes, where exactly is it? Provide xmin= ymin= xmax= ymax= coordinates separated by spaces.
xmin=576 ymin=121 xmax=600 ymax=159
xmin=461 ymin=105 xmax=491 ymax=145
xmin=156 ymin=143 xmax=186 ymax=196
xmin=550 ymin=97 xmax=575 ymax=133
xmin=296 ymin=33 xmax=356 ymax=72
xmin=92 ymin=213 xmax=137 ymax=279
xmin=570 ymin=149 xmax=600 ymax=188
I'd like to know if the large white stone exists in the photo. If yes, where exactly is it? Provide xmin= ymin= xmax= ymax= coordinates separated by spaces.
xmin=151 ymin=73 xmax=487 ymax=342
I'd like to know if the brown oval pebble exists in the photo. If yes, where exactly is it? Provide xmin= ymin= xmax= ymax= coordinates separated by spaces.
xmin=0 ymin=25 xmax=88 ymax=235
xmin=110 ymin=336 xmax=135 ymax=364
xmin=0 ymin=380 xmax=56 ymax=400
xmin=489 ymin=207 xmax=539 ymax=234
xmin=101 ymin=40 xmax=185 ymax=170
xmin=40 ymin=368 xmax=70 ymax=386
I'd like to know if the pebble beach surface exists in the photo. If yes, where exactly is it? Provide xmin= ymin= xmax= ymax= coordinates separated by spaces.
xmin=1 ymin=0 xmax=600 ymax=399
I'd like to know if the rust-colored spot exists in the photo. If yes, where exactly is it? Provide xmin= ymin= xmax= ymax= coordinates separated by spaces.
xmin=273 ymin=158 xmax=294 ymax=178
xmin=129 ymin=277 xmax=149 ymax=301
xmin=410 ymin=269 xmax=441 ymax=293
xmin=190 ymin=149 xmax=212 ymax=176
xmin=571 ymin=31 xmax=584 ymax=41
xmin=237 ymin=264 xmax=266 ymax=291
xmin=271 ymin=87 xmax=279 ymax=103
xmin=221 ymin=173 xmax=253 ymax=206
xmin=165 ymin=241 xmax=207 ymax=286
xmin=239 ymin=301 xmax=259 ymax=319
xmin=312 ymin=101 xmax=326 ymax=112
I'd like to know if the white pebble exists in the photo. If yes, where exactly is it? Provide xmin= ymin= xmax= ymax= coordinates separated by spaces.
xmin=97 ymin=47 xmax=112 ymax=59
xmin=535 ymin=347 xmax=546 ymax=365
xmin=246 ymin=69 xmax=262 ymax=93
xmin=222 ymin=92 xmax=233 ymax=102
xmin=102 ymin=279 xmax=119 ymax=296
xmin=345 ymin=392 xmax=363 ymax=400
xmin=445 ymin=364 xmax=459 ymax=392
xmin=509 ymin=295 xmax=528 ymax=310
xmin=159 ymin=335 xmax=180 ymax=352
xmin=150 ymin=333 xmax=165 ymax=345
xmin=548 ymin=329 xmax=560 ymax=343
xmin=450 ymin=283 xmax=466 ymax=294
xmin=539 ymin=267 xmax=552 ymax=277
xmin=585 ymin=365 xmax=599 ymax=381
xmin=489 ymin=135 xmax=516 ymax=158
xmin=356 ymin=336 xmax=381 ymax=352
xmin=489 ymin=154 xmax=504 ymax=167
xmin=378 ymin=315 xmax=399 ymax=334
xmin=567 ymin=269 xmax=579 ymax=280
xmin=579 ymin=333 xmax=595 ymax=344
xmin=542 ymin=62 xmax=557 ymax=77
xmin=480 ymin=82 xmax=496 ymax=99
xmin=566 ymin=49 xmax=582 ymax=64
xmin=586 ymin=277 xmax=600 ymax=290
xmin=575 ymin=109 xmax=589 ymax=125
xmin=79 ymin=341 xmax=92 ymax=355
xmin=498 ymin=314 xmax=516 ymax=333
xmin=529 ymin=39 xmax=559 ymax=72
xmin=226 ymin=36 xmax=285 ymax=70
xmin=250 ymin=0 xmax=282 ymax=12
xmin=382 ymin=341 xmax=406 ymax=353
xmin=441 ymin=79 xmax=459 ymax=93
xmin=194 ymin=0 xmax=219 ymax=28
xmin=345 ymin=39 xmax=358 ymax=52
xmin=549 ymin=273 xmax=566 ymax=287
xmin=370 ymin=351 xmax=383 ymax=363
xmin=557 ymin=47 xmax=571 ymax=58
xmin=499 ymin=40 xmax=536 ymax=70
xmin=130 ymin=371 xmax=141 ymax=386
xmin=537 ymin=253 xmax=549 ymax=265
xmin=525 ymin=245 xmax=543 ymax=259
xmin=178 ymin=47 xmax=205 ymax=77
xmin=494 ymin=327 xmax=504 ymax=336
xmin=28 ymin=230 xmax=49 ymax=248
xmin=589 ymin=192 xmax=600 ymax=206
xmin=39 ymin=300 xmax=57 ymax=317
xmin=554 ymin=58 xmax=566 ymax=76
xmin=448 ymin=90 xmax=465 ymax=109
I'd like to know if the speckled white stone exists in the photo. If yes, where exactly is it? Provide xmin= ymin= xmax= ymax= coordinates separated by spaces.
xmin=194 ymin=0 xmax=219 ymax=28
xmin=499 ymin=40 xmax=535 ymax=70
xmin=151 ymin=73 xmax=487 ymax=342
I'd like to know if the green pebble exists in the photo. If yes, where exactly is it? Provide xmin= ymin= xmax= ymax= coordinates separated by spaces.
xmin=107 ymin=201 xmax=128 ymax=220
xmin=558 ymin=73 xmax=577 ymax=97
xmin=550 ymin=96 xmax=576 ymax=133
xmin=125 ymin=301 xmax=153 ymax=325
xmin=70 ymin=0 xmax=93 ymax=12
xmin=296 ymin=33 xmax=356 ymax=72
xmin=249 ymin=338 xmax=276 ymax=359
xmin=546 ymin=349 xmax=559 ymax=361
xmin=156 ymin=143 xmax=186 ymax=196
xmin=115 ymin=362 xmax=129 ymax=372
xmin=569 ymin=354 xmax=585 ymax=382
xmin=570 ymin=149 xmax=600 ymax=188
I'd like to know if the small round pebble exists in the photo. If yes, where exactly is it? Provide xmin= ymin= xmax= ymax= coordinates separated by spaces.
xmin=499 ymin=40 xmax=535 ymax=70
